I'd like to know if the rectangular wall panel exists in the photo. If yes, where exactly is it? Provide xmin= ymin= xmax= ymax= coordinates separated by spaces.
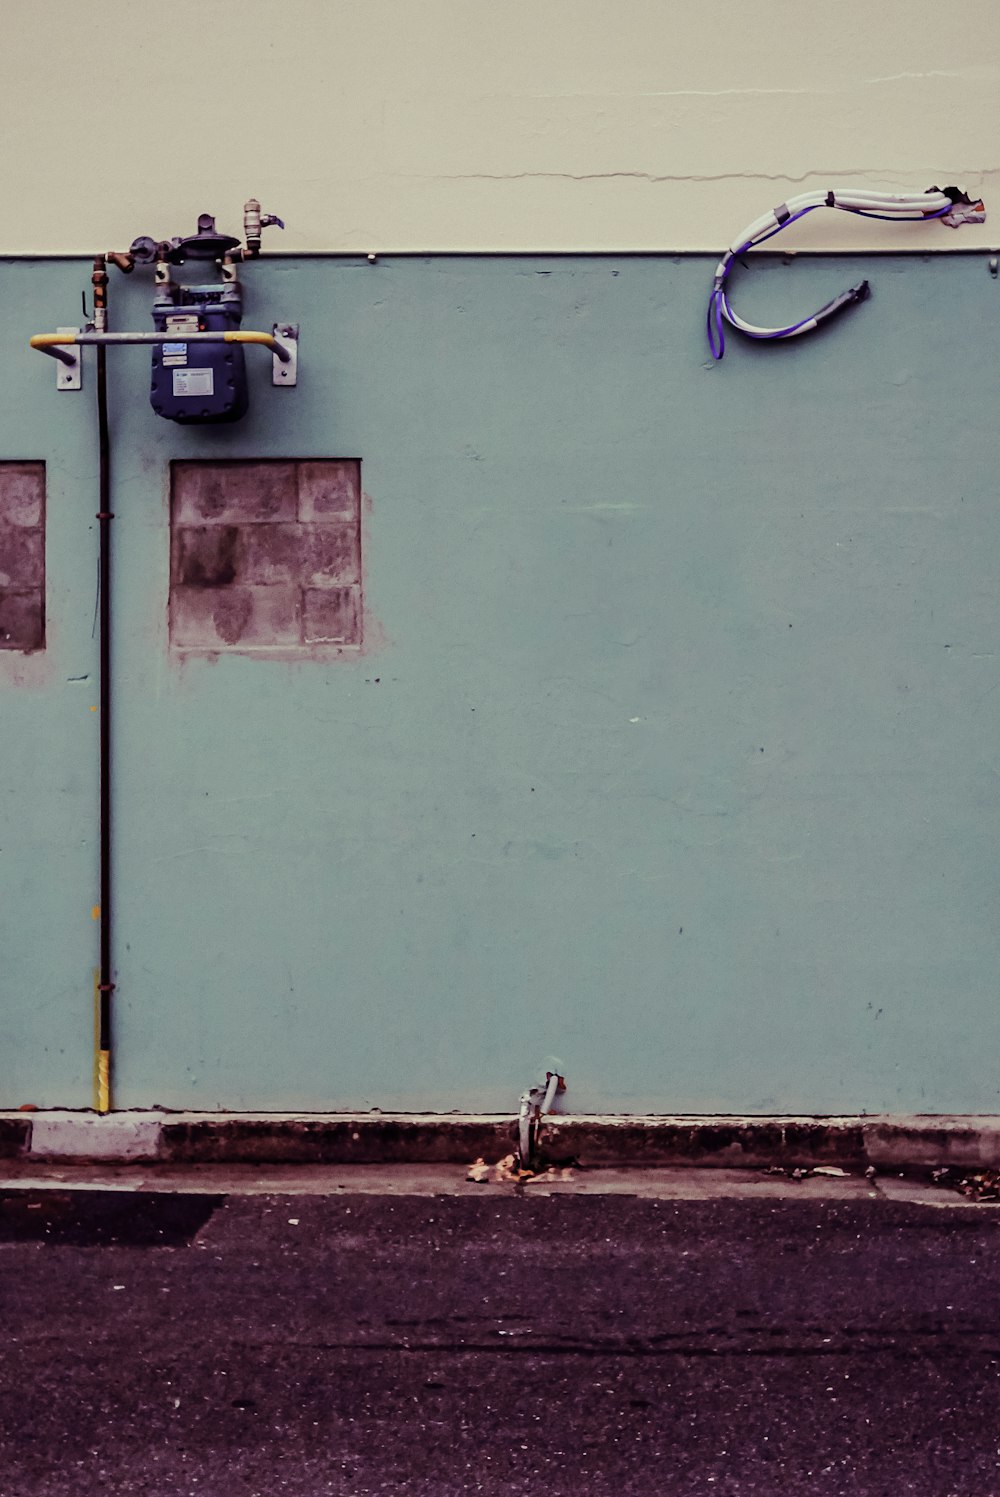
xmin=2 ymin=254 xmax=998 ymax=1114
xmin=0 ymin=265 xmax=101 ymax=1107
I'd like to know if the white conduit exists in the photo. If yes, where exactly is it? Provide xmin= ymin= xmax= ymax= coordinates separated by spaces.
xmin=517 ymin=1069 xmax=564 ymax=1169
xmin=707 ymin=186 xmax=985 ymax=359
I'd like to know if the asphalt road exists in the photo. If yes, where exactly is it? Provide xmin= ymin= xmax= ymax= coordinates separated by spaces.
xmin=2 ymin=1185 xmax=1000 ymax=1495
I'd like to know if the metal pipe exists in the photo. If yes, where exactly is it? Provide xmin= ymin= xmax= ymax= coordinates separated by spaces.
xmin=516 ymin=1066 xmax=566 ymax=1171
xmin=540 ymin=1071 xmax=560 ymax=1115
xmin=29 ymin=336 xmax=77 ymax=365
xmin=517 ymin=1092 xmax=533 ymax=1166
xmin=93 ymin=257 xmax=114 ymax=1115
xmin=30 ymin=330 xmax=292 ymax=361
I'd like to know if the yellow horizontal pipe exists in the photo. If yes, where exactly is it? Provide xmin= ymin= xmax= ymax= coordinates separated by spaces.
xmin=30 ymin=328 xmax=290 ymax=364
xmin=225 ymin=330 xmax=280 ymax=352
xmin=31 ymin=330 xmax=283 ymax=353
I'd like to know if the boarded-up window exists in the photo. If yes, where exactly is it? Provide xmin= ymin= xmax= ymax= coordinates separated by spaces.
xmin=170 ymin=461 xmax=362 ymax=652
xmin=0 ymin=462 xmax=45 ymax=652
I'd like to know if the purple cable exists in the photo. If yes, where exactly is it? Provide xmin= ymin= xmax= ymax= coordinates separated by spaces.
xmin=707 ymin=289 xmax=726 ymax=359
xmin=710 ymin=206 xmax=818 ymax=356
xmin=721 ymin=289 xmax=817 ymax=339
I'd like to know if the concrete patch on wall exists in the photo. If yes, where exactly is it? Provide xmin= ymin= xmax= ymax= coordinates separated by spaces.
xmin=170 ymin=460 xmax=362 ymax=653
xmin=0 ymin=463 xmax=44 ymax=652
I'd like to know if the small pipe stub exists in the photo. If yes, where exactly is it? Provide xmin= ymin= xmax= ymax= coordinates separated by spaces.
xmin=516 ymin=1056 xmax=567 ymax=1172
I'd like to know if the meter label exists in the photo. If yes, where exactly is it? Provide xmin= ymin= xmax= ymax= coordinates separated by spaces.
xmin=162 ymin=342 xmax=188 ymax=367
xmin=173 ymin=368 xmax=214 ymax=397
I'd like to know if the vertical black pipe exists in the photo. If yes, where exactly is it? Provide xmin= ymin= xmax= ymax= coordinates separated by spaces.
xmin=94 ymin=259 xmax=114 ymax=1111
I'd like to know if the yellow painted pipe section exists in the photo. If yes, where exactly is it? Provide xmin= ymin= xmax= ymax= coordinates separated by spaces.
xmin=97 ymin=1052 xmax=111 ymax=1114
xmin=225 ymin=331 xmax=281 ymax=353
xmin=30 ymin=332 xmax=77 ymax=349
xmin=31 ymin=330 xmax=281 ymax=353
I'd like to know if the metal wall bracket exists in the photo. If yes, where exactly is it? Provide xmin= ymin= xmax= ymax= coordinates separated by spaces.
xmin=55 ymin=327 xmax=82 ymax=390
xmin=271 ymin=323 xmax=298 ymax=386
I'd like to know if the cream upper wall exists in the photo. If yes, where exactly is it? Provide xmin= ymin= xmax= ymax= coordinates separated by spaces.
xmin=2 ymin=0 xmax=997 ymax=255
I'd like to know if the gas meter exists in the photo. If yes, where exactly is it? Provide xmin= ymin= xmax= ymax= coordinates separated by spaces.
xmin=29 ymin=200 xmax=297 ymax=425
xmin=146 ymin=215 xmax=251 ymax=424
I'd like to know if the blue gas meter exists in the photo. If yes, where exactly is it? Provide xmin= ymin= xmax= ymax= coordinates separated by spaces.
xmin=150 ymin=281 xmax=248 ymax=425
xmin=147 ymin=214 xmax=252 ymax=425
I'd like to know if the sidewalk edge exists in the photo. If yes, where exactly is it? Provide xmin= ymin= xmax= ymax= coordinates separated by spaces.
xmin=4 ymin=1111 xmax=1000 ymax=1171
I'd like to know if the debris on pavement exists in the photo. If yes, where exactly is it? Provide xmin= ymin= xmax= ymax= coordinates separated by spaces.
xmin=465 ymin=1154 xmax=520 ymax=1185
xmin=931 ymin=1167 xmax=1000 ymax=1201
xmin=466 ymin=1153 xmax=579 ymax=1186
xmin=763 ymin=1165 xmax=855 ymax=1182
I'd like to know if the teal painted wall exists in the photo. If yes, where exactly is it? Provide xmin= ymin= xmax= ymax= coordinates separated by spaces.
xmin=3 ymin=253 xmax=998 ymax=1113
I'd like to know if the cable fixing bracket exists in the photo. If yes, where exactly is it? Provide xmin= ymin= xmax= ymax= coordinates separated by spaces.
xmin=272 ymin=323 xmax=298 ymax=386
xmin=54 ymin=327 xmax=82 ymax=390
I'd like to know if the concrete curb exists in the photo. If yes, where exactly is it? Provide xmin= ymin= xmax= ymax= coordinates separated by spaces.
xmin=4 ymin=1112 xmax=1000 ymax=1172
